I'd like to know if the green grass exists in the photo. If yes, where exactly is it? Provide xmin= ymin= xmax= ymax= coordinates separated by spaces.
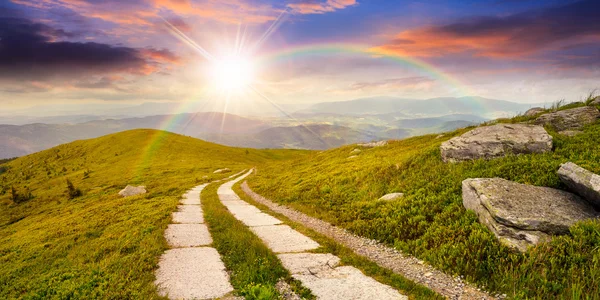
xmin=247 ymin=107 xmax=600 ymax=299
xmin=232 ymin=182 xmax=443 ymax=300
xmin=201 ymin=181 xmax=313 ymax=300
xmin=0 ymin=129 xmax=307 ymax=299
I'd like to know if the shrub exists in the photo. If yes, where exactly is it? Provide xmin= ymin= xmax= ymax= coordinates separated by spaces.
xmin=66 ymin=179 xmax=82 ymax=199
xmin=10 ymin=186 xmax=33 ymax=204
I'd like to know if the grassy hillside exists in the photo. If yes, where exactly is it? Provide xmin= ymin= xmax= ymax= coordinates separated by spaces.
xmin=0 ymin=129 xmax=306 ymax=299
xmin=247 ymin=102 xmax=600 ymax=299
xmin=205 ymin=124 xmax=382 ymax=150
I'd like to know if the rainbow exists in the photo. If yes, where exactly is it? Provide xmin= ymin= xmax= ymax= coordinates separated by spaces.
xmin=256 ymin=42 xmax=476 ymax=97
xmin=133 ymin=42 xmax=481 ymax=177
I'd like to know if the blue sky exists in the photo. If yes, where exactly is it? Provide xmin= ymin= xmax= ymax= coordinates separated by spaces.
xmin=0 ymin=0 xmax=598 ymax=113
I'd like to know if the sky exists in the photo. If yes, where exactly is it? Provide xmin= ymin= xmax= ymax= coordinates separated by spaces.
xmin=1 ymin=0 xmax=599 ymax=115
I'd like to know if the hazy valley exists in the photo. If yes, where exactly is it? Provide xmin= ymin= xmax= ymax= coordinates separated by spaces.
xmin=0 ymin=96 xmax=540 ymax=158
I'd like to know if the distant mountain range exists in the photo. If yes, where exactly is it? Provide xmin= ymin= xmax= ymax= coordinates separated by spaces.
xmin=0 ymin=96 xmax=545 ymax=158
xmin=300 ymin=96 xmax=542 ymax=119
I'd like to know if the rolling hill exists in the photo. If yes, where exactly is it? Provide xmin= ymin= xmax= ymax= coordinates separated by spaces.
xmin=0 ymin=129 xmax=306 ymax=299
xmin=246 ymin=102 xmax=600 ymax=299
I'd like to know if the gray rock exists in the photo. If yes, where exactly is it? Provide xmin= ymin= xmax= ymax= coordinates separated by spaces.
xmin=462 ymin=178 xmax=598 ymax=252
xmin=214 ymin=168 xmax=231 ymax=174
xmin=358 ymin=141 xmax=388 ymax=148
xmin=440 ymin=124 xmax=552 ymax=163
xmin=379 ymin=193 xmax=404 ymax=201
xmin=524 ymin=107 xmax=545 ymax=117
xmin=534 ymin=106 xmax=600 ymax=131
xmin=558 ymin=162 xmax=600 ymax=209
xmin=590 ymin=96 xmax=600 ymax=106
xmin=118 ymin=185 xmax=146 ymax=197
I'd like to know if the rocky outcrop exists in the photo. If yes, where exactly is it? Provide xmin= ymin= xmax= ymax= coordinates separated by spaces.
xmin=462 ymin=178 xmax=598 ymax=252
xmin=213 ymin=168 xmax=231 ymax=174
xmin=590 ymin=96 xmax=600 ymax=106
xmin=358 ymin=141 xmax=387 ymax=148
xmin=119 ymin=185 xmax=147 ymax=197
xmin=440 ymin=124 xmax=552 ymax=163
xmin=558 ymin=162 xmax=600 ymax=209
xmin=379 ymin=193 xmax=404 ymax=201
xmin=524 ymin=107 xmax=545 ymax=117
xmin=534 ymin=106 xmax=600 ymax=131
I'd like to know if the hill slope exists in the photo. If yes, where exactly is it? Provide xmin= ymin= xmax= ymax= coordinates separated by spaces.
xmin=205 ymin=124 xmax=383 ymax=150
xmin=0 ymin=129 xmax=306 ymax=299
xmin=0 ymin=112 xmax=270 ymax=158
xmin=247 ymin=104 xmax=600 ymax=299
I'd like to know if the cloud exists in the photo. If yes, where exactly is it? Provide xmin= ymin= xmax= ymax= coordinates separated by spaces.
xmin=372 ymin=0 xmax=600 ymax=58
xmin=348 ymin=76 xmax=435 ymax=91
xmin=0 ymin=15 xmax=179 ymax=81
xmin=287 ymin=0 xmax=357 ymax=14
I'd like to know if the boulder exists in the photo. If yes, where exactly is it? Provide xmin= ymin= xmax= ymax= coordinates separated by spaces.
xmin=440 ymin=124 xmax=552 ymax=163
xmin=524 ymin=107 xmax=545 ymax=117
xmin=119 ymin=185 xmax=147 ymax=197
xmin=358 ymin=141 xmax=387 ymax=148
xmin=534 ymin=106 xmax=600 ymax=131
xmin=558 ymin=162 xmax=600 ymax=209
xmin=213 ymin=168 xmax=231 ymax=174
xmin=350 ymin=148 xmax=362 ymax=154
xmin=463 ymin=178 xmax=598 ymax=252
xmin=590 ymin=96 xmax=600 ymax=106
xmin=378 ymin=193 xmax=404 ymax=201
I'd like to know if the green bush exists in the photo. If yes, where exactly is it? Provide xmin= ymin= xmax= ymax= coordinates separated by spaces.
xmin=66 ymin=179 xmax=82 ymax=199
xmin=10 ymin=186 xmax=33 ymax=203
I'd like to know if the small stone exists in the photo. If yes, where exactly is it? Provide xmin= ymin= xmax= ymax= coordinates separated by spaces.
xmin=524 ymin=107 xmax=545 ymax=117
xmin=358 ymin=140 xmax=388 ymax=148
xmin=347 ymin=155 xmax=358 ymax=159
xmin=378 ymin=193 xmax=404 ymax=201
xmin=424 ymin=272 xmax=433 ymax=277
xmin=214 ymin=168 xmax=231 ymax=174
xmin=118 ymin=185 xmax=146 ymax=197
xmin=559 ymin=130 xmax=582 ymax=136
xmin=351 ymin=148 xmax=362 ymax=154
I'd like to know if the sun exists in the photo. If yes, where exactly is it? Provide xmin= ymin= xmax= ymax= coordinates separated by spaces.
xmin=211 ymin=55 xmax=255 ymax=92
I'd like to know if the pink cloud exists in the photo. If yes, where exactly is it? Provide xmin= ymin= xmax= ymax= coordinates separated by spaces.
xmin=287 ymin=0 xmax=357 ymax=14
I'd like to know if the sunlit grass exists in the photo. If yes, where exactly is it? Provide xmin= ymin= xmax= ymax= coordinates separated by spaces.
xmin=0 ymin=129 xmax=307 ymax=299
xmin=232 ymin=182 xmax=443 ymax=300
xmin=248 ymin=105 xmax=600 ymax=299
